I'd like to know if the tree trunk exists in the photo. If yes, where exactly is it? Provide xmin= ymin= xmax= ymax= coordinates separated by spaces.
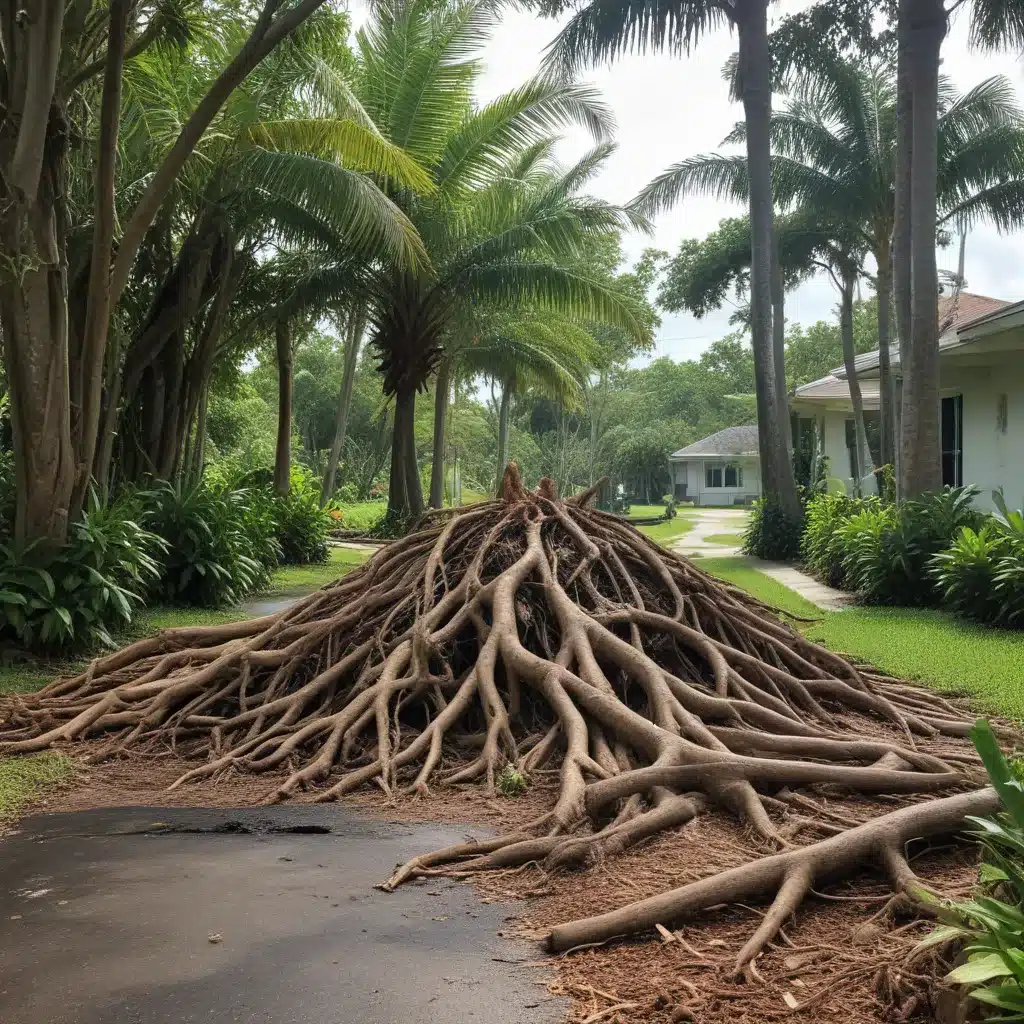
xmin=840 ymin=271 xmax=875 ymax=497
xmin=274 ymin=317 xmax=293 ymax=496
xmin=321 ymin=308 xmax=365 ymax=505
xmin=387 ymin=387 xmax=419 ymax=519
xmin=428 ymin=357 xmax=453 ymax=509
xmin=735 ymin=0 xmax=801 ymax=523
xmin=69 ymin=0 xmax=130 ymax=523
xmin=875 ymin=243 xmax=896 ymax=471
xmin=404 ymin=395 xmax=424 ymax=517
xmin=771 ymin=228 xmax=794 ymax=457
xmin=0 ymin=0 xmax=74 ymax=545
xmin=893 ymin=0 xmax=914 ymax=494
xmin=495 ymin=384 xmax=511 ymax=497
xmin=900 ymin=0 xmax=946 ymax=498
xmin=194 ymin=384 xmax=209 ymax=483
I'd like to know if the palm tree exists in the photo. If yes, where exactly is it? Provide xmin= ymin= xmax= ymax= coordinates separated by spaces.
xmin=457 ymin=312 xmax=600 ymax=495
xmin=354 ymin=0 xmax=646 ymax=520
xmin=98 ymin=14 xmax=430 ymax=491
xmin=636 ymin=60 xmax=1024 ymax=473
xmin=548 ymin=0 xmax=802 ymax=528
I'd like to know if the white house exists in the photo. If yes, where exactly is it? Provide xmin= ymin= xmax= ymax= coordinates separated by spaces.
xmin=668 ymin=425 xmax=763 ymax=506
xmin=791 ymin=292 xmax=1024 ymax=511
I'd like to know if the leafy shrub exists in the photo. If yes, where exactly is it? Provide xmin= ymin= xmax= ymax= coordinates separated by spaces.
xmin=497 ymin=765 xmax=528 ymax=797
xmin=272 ymin=471 xmax=330 ymax=565
xmin=802 ymin=493 xmax=879 ymax=588
xmin=333 ymin=482 xmax=358 ymax=504
xmin=144 ymin=481 xmax=279 ymax=607
xmin=743 ymin=497 xmax=803 ymax=560
xmin=0 ymin=494 xmax=164 ymax=649
xmin=839 ymin=486 xmax=982 ymax=606
xmin=663 ymin=495 xmax=678 ymax=519
xmin=932 ymin=495 xmax=1024 ymax=627
xmin=919 ymin=720 xmax=1024 ymax=1017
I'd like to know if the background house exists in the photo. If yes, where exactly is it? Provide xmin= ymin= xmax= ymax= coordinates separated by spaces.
xmin=668 ymin=425 xmax=762 ymax=506
xmin=792 ymin=292 xmax=1023 ymax=510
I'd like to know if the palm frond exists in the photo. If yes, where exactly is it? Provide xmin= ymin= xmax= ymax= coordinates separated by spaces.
xmin=545 ymin=0 xmax=728 ymax=77
xmin=629 ymin=154 xmax=748 ymax=217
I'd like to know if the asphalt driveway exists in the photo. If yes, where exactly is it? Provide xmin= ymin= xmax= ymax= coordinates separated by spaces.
xmin=0 ymin=805 xmax=563 ymax=1024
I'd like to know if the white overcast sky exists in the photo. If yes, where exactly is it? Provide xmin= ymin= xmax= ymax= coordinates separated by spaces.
xmin=353 ymin=1 xmax=1024 ymax=363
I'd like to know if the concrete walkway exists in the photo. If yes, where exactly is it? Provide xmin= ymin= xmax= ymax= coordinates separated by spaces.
xmin=672 ymin=507 xmax=749 ymax=558
xmin=0 ymin=805 xmax=563 ymax=1024
xmin=750 ymin=560 xmax=853 ymax=612
xmin=670 ymin=509 xmax=852 ymax=612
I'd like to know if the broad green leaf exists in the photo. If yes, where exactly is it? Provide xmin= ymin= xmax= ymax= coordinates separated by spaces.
xmin=947 ymin=952 xmax=1014 ymax=985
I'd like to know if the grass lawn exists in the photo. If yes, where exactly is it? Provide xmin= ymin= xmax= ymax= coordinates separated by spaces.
xmin=334 ymin=499 xmax=387 ymax=531
xmin=703 ymin=532 xmax=746 ymax=546
xmin=0 ymin=752 xmax=75 ymax=822
xmin=700 ymin=556 xmax=1024 ymax=721
xmin=265 ymin=546 xmax=370 ymax=592
xmin=639 ymin=517 xmax=696 ymax=545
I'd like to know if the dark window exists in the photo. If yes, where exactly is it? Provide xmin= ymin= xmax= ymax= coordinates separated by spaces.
xmin=705 ymin=464 xmax=722 ymax=488
xmin=941 ymin=395 xmax=963 ymax=487
xmin=725 ymin=464 xmax=741 ymax=487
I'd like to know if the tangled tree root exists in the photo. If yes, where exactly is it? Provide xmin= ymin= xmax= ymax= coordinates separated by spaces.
xmin=0 ymin=465 xmax=1002 ymax=977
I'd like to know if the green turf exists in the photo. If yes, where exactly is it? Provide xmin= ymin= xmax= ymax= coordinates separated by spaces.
xmin=265 ymin=546 xmax=371 ymax=593
xmin=639 ymin=517 xmax=696 ymax=544
xmin=0 ymin=753 xmax=75 ymax=821
xmin=703 ymin=533 xmax=746 ymax=546
xmin=334 ymin=500 xmax=387 ymax=531
xmin=699 ymin=556 xmax=1024 ymax=721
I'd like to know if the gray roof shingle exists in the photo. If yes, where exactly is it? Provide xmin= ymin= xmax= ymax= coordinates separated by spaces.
xmin=670 ymin=424 xmax=759 ymax=459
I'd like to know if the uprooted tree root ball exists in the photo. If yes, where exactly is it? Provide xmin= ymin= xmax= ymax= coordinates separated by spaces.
xmin=0 ymin=465 xmax=1003 ymax=978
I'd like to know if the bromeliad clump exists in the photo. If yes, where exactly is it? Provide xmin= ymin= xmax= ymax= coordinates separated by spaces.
xmin=0 ymin=465 xmax=998 ymax=975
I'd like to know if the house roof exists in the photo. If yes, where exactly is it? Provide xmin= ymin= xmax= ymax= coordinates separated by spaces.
xmin=834 ymin=291 xmax=1014 ymax=379
xmin=793 ymin=374 xmax=881 ymax=407
xmin=670 ymin=425 xmax=759 ymax=459
xmin=938 ymin=291 xmax=1011 ymax=332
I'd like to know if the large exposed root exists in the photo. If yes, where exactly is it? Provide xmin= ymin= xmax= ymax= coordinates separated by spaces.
xmin=0 ymin=464 xmax=1001 ymax=980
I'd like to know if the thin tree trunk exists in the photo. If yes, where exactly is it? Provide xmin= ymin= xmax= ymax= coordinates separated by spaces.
xmin=494 ymin=384 xmax=512 ymax=496
xmin=893 ymin=0 xmax=914 ymax=495
xmin=428 ymin=357 xmax=453 ymax=509
xmin=274 ymin=317 xmax=293 ymax=496
xmin=735 ymin=0 xmax=801 ymax=523
xmin=321 ymin=308 xmax=365 ymax=505
xmin=189 ymin=384 xmax=209 ymax=484
xmin=69 ymin=0 xmax=129 ymax=522
xmin=388 ymin=392 xmax=410 ymax=518
xmin=900 ymin=0 xmax=946 ymax=498
xmin=875 ymin=243 xmax=896 ymax=471
xmin=771 ymin=228 xmax=793 ymax=458
xmin=840 ymin=271 xmax=874 ymax=497
xmin=404 ymin=394 xmax=424 ymax=517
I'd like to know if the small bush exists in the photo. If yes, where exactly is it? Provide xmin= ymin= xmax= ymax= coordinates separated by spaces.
xmin=839 ymin=486 xmax=982 ymax=606
xmin=0 ymin=493 xmax=164 ymax=649
xmin=497 ymin=764 xmax=528 ymax=797
xmin=272 ymin=470 xmax=330 ymax=565
xmin=802 ymin=493 xmax=879 ymax=588
xmin=144 ymin=481 xmax=278 ymax=607
xmin=663 ymin=495 xmax=678 ymax=519
xmin=918 ymin=720 xmax=1024 ymax=1016
xmin=932 ymin=495 xmax=1024 ymax=627
xmin=743 ymin=497 xmax=803 ymax=560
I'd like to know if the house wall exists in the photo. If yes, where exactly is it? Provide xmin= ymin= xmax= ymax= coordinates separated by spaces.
xmin=819 ymin=412 xmax=879 ymax=496
xmin=948 ymin=356 xmax=1024 ymax=511
xmin=671 ymin=457 xmax=761 ymax=506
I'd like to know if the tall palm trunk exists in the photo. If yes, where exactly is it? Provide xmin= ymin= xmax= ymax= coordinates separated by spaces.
xmin=900 ymin=0 xmax=946 ymax=498
xmin=494 ymin=383 xmax=512 ymax=497
xmin=387 ymin=387 xmax=423 ymax=519
xmin=735 ymin=0 xmax=801 ymax=522
xmin=321 ymin=308 xmax=365 ymax=505
xmin=840 ymin=270 xmax=875 ymax=497
xmin=274 ymin=317 xmax=293 ymax=496
xmin=874 ymin=243 xmax=896 ymax=471
xmin=428 ymin=356 xmax=453 ymax=509
xmin=771 ymin=228 xmax=793 ymax=457
xmin=893 ymin=0 xmax=914 ymax=496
